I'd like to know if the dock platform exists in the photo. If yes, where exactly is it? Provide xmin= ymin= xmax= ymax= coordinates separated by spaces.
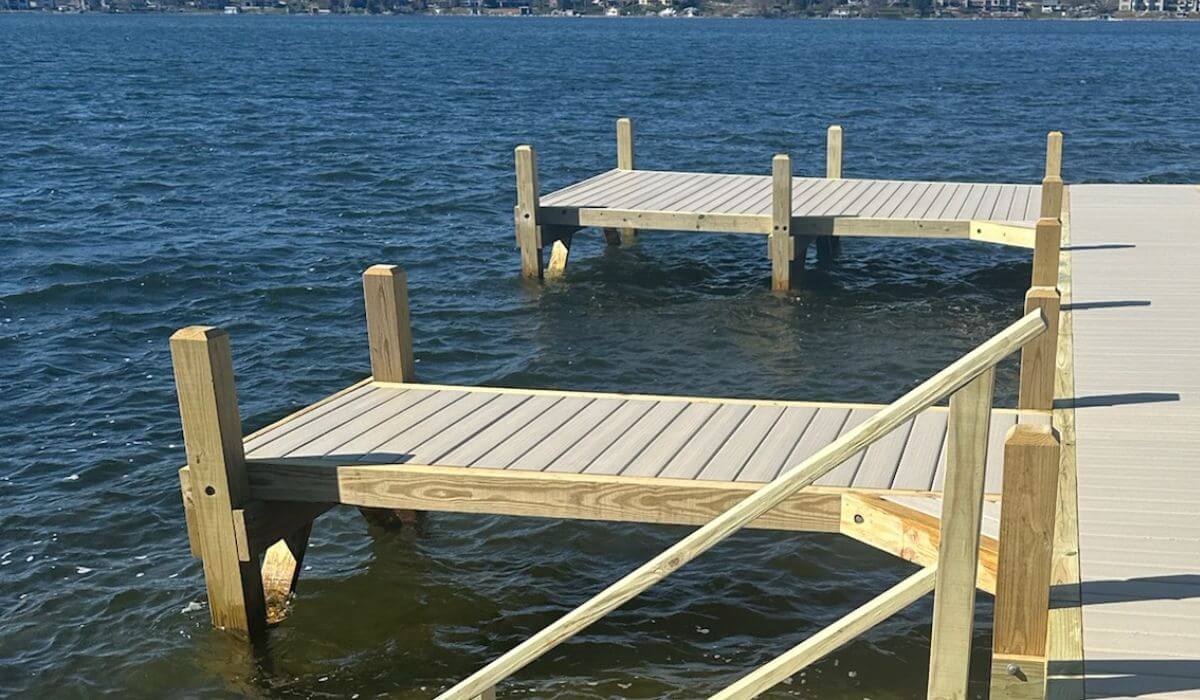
xmin=515 ymin=120 xmax=1060 ymax=290
xmin=166 ymin=129 xmax=1200 ymax=699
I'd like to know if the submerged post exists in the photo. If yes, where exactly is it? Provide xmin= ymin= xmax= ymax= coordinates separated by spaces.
xmin=990 ymin=424 xmax=1062 ymax=700
xmin=363 ymin=264 xmax=415 ymax=383
xmin=170 ymin=326 xmax=267 ymax=640
xmin=1018 ymin=286 xmax=1060 ymax=411
xmin=769 ymin=153 xmax=803 ymax=291
xmin=514 ymin=145 xmax=543 ymax=279
xmin=817 ymin=125 xmax=843 ymax=265
xmin=927 ymin=367 xmax=995 ymax=700
xmin=604 ymin=117 xmax=638 ymax=247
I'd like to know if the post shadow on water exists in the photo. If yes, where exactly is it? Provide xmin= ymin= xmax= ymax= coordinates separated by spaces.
xmin=1047 ymin=575 xmax=1200 ymax=697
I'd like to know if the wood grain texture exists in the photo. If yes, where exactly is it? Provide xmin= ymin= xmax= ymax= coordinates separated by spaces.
xmin=514 ymin=145 xmax=542 ymax=279
xmin=826 ymin=125 xmax=843 ymax=179
xmin=928 ymin=368 xmax=995 ymax=700
xmin=363 ymin=265 xmax=415 ymax=383
xmin=993 ymin=425 xmax=1062 ymax=664
xmin=170 ymin=326 xmax=266 ymax=640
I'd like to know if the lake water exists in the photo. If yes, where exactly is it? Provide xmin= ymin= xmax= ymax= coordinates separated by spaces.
xmin=2 ymin=13 xmax=1199 ymax=698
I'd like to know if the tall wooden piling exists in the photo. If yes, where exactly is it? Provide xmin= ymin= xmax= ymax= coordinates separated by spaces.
xmin=928 ymin=368 xmax=995 ymax=700
xmin=363 ymin=264 xmax=415 ymax=383
xmin=769 ymin=154 xmax=803 ymax=291
xmin=603 ymin=117 xmax=638 ymax=247
xmin=817 ymin=125 xmax=843 ymax=265
xmin=514 ymin=145 xmax=543 ymax=279
xmin=170 ymin=326 xmax=267 ymax=640
xmin=990 ymin=424 xmax=1062 ymax=700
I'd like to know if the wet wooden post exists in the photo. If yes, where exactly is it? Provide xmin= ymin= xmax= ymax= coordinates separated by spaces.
xmin=261 ymin=522 xmax=313 ymax=624
xmin=817 ymin=124 xmax=843 ymax=265
xmin=770 ymin=154 xmax=805 ymax=291
xmin=515 ymin=145 xmax=544 ymax=280
xmin=361 ymin=265 xmax=424 ymax=528
xmin=603 ymin=117 xmax=638 ymax=247
xmin=990 ymin=424 xmax=1062 ymax=700
xmin=927 ymin=367 xmax=995 ymax=700
xmin=170 ymin=326 xmax=267 ymax=640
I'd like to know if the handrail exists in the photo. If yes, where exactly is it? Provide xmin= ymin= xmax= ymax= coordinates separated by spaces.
xmin=437 ymin=309 xmax=1047 ymax=700
xmin=710 ymin=566 xmax=938 ymax=700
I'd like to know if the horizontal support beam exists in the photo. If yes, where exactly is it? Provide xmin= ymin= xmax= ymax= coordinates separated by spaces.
xmin=840 ymin=493 xmax=999 ymax=594
xmin=538 ymin=206 xmax=771 ymax=235
xmin=536 ymin=208 xmax=1035 ymax=248
xmin=247 ymin=462 xmax=843 ymax=533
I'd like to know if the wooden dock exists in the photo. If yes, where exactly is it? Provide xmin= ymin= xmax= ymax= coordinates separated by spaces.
xmin=165 ymin=129 xmax=1200 ymax=699
xmin=1050 ymin=184 xmax=1200 ymax=698
xmin=515 ymin=120 xmax=1061 ymax=290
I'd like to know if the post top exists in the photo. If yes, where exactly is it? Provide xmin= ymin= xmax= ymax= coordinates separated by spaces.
xmin=1003 ymin=422 xmax=1061 ymax=447
xmin=828 ymin=124 xmax=843 ymax=133
xmin=515 ymin=144 xmax=534 ymax=155
xmin=170 ymin=325 xmax=225 ymax=343
xmin=772 ymin=153 xmax=791 ymax=164
xmin=364 ymin=264 xmax=404 ymax=278
xmin=1035 ymin=216 xmax=1062 ymax=229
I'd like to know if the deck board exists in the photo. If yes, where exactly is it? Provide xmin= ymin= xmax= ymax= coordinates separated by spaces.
xmin=1069 ymin=184 xmax=1200 ymax=698
xmin=246 ymin=383 xmax=1039 ymax=497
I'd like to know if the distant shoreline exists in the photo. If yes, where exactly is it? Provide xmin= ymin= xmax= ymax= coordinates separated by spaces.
xmin=5 ymin=9 xmax=1196 ymax=19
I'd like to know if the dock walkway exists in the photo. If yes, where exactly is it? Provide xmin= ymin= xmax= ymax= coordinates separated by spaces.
xmin=1065 ymin=185 xmax=1200 ymax=698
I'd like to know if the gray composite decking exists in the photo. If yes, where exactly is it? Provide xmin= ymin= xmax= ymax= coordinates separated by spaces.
xmin=243 ymin=382 xmax=1048 ymax=498
xmin=538 ymin=169 xmax=1043 ymax=226
xmin=1069 ymin=185 xmax=1200 ymax=699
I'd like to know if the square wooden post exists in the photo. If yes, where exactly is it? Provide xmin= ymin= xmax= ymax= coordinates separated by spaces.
xmin=1040 ymin=132 xmax=1064 ymax=220
xmin=514 ymin=145 xmax=543 ymax=279
xmin=769 ymin=154 xmax=804 ymax=292
xmin=603 ymin=117 xmax=638 ymax=247
xmin=1044 ymin=130 xmax=1063 ymax=180
xmin=990 ymin=424 xmax=1062 ymax=700
xmin=928 ymin=367 xmax=995 ymax=700
xmin=1031 ymin=217 xmax=1061 ymax=290
xmin=170 ymin=326 xmax=267 ymax=640
xmin=363 ymin=264 xmax=415 ymax=383
xmin=1018 ymin=287 xmax=1060 ymax=411
xmin=817 ymin=125 xmax=844 ymax=264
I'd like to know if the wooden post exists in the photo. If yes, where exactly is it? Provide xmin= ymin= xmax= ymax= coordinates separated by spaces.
xmin=817 ymin=125 xmax=843 ymax=265
xmin=363 ymin=264 xmax=415 ymax=383
xmin=1031 ymin=217 xmax=1061 ymax=289
xmin=1018 ymin=287 xmax=1060 ymax=411
xmin=769 ymin=154 xmax=802 ymax=292
xmin=1039 ymin=176 xmax=1064 ymax=221
xmin=514 ymin=145 xmax=543 ymax=279
xmin=826 ymin=124 xmax=843 ymax=179
xmin=1044 ymin=131 xmax=1063 ymax=179
xmin=170 ymin=326 xmax=266 ymax=640
xmin=990 ymin=424 xmax=1062 ymax=700
xmin=927 ymin=367 xmax=995 ymax=700
xmin=608 ymin=117 xmax=637 ymax=246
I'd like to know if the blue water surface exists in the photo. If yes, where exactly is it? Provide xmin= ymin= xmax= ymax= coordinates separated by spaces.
xmin=1 ymin=14 xmax=1198 ymax=698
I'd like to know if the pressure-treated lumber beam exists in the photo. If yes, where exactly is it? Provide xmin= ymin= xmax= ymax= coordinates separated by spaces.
xmin=710 ymin=566 xmax=936 ymax=700
xmin=436 ymin=311 xmax=1045 ymax=700
xmin=514 ymin=144 xmax=543 ymax=279
xmin=248 ymin=463 xmax=843 ymax=533
xmin=990 ymin=424 xmax=1062 ymax=700
xmin=170 ymin=326 xmax=267 ymax=640
xmin=840 ymin=493 xmax=998 ymax=594
xmin=927 ymin=368 xmax=995 ymax=700
xmin=1018 ymin=286 xmax=1061 ymax=411
xmin=363 ymin=264 xmax=415 ymax=383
